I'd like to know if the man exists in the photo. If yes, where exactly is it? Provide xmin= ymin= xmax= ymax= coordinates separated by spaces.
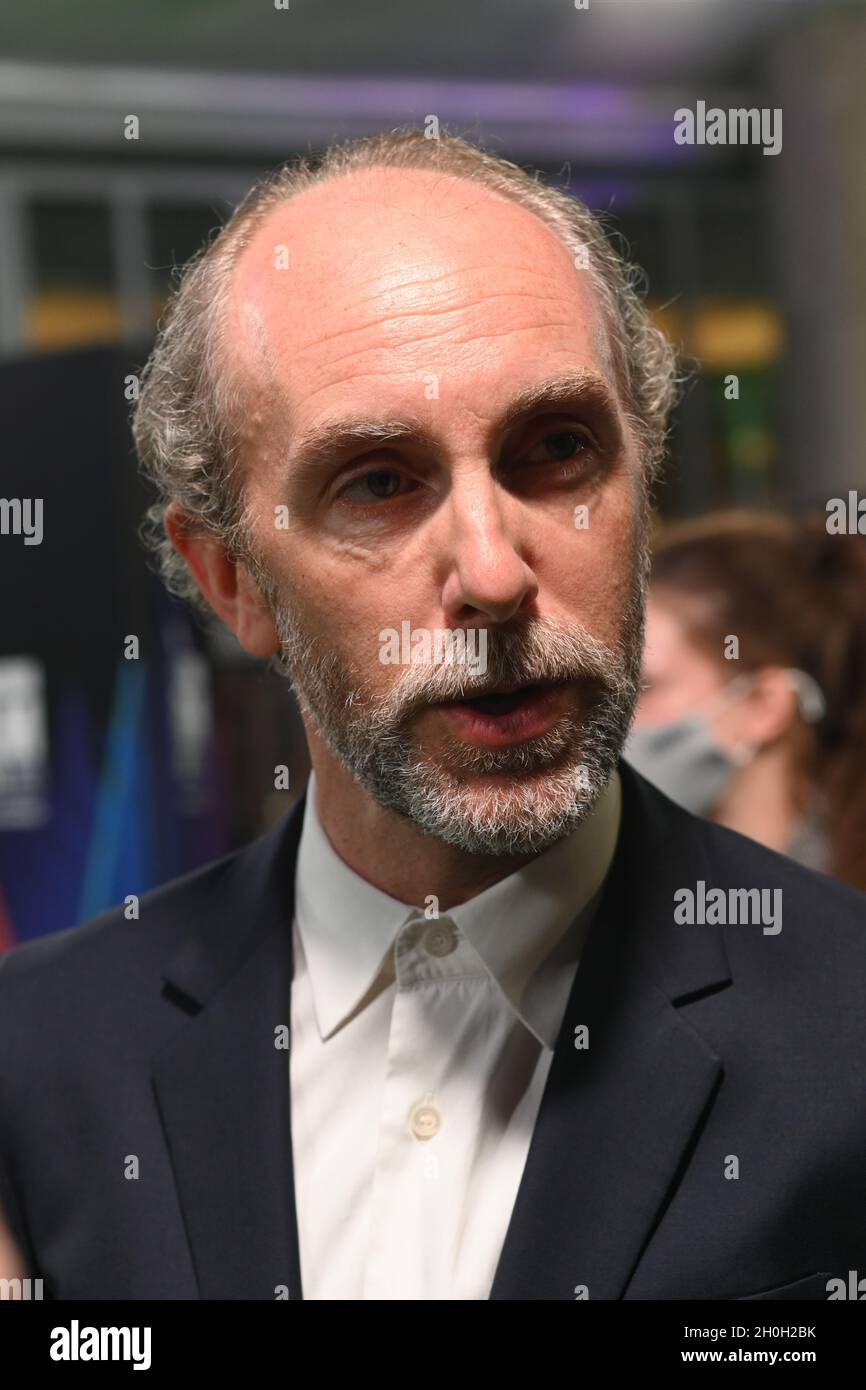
xmin=2 ymin=130 xmax=865 ymax=1301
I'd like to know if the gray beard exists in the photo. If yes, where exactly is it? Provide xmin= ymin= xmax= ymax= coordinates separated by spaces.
xmin=249 ymin=530 xmax=648 ymax=857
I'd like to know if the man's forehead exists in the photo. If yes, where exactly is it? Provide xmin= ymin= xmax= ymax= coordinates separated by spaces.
xmin=229 ymin=168 xmax=476 ymax=320
xmin=224 ymin=165 xmax=617 ymax=406
xmin=235 ymin=164 xmax=549 ymax=266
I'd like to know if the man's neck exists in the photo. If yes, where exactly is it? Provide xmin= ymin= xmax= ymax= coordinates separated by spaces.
xmin=307 ymin=746 xmax=541 ymax=911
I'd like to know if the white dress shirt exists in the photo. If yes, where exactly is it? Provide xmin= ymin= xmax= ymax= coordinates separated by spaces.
xmin=289 ymin=768 xmax=622 ymax=1300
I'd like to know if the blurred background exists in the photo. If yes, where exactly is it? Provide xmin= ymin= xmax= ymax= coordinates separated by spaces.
xmin=1 ymin=0 xmax=864 ymax=942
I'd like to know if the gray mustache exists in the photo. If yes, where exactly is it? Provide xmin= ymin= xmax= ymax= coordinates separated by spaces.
xmin=387 ymin=629 xmax=622 ymax=715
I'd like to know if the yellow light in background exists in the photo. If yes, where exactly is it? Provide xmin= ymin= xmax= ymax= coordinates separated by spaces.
xmin=649 ymin=303 xmax=686 ymax=348
xmin=688 ymin=301 xmax=784 ymax=369
xmin=650 ymin=301 xmax=784 ymax=369
xmin=26 ymin=291 xmax=123 ymax=350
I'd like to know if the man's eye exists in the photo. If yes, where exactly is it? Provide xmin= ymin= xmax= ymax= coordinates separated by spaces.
xmin=338 ymin=468 xmax=406 ymax=503
xmin=525 ymin=429 xmax=591 ymax=467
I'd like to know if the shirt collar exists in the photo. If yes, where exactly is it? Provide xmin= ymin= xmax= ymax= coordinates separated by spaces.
xmin=294 ymin=769 xmax=621 ymax=1048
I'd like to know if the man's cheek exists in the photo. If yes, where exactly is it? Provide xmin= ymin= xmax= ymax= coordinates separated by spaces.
xmin=559 ymin=556 xmax=630 ymax=631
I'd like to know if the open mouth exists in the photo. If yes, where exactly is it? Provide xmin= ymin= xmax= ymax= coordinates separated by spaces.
xmin=432 ymin=679 xmax=570 ymax=747
xmin=457 ymin=682 xmax=553 ymax=715
xmin=445 ymin=679 xmax=566 ymax=716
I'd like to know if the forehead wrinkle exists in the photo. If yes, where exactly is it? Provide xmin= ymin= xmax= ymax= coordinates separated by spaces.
xmin=231 ymin=168 xmax=604 ymax=354
xmin=302 ymin=293 xmax=591 ymax=370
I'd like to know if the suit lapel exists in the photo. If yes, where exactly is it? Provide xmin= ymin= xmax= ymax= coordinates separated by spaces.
xmin=151 ymin=792 xmax=308 ymax=1300
xmin=489 ymin=764 xmax=731 ymax=1300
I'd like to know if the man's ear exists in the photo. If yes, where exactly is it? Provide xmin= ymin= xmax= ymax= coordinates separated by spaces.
xmin=164 ymin=502 xmax=280 ymax=659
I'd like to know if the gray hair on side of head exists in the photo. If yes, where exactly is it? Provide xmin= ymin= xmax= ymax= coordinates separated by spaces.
xmin=130 ymin=127 xmax=680 ymax=621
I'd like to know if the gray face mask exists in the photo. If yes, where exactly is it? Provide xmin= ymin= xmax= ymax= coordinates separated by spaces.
xmin=623 ymin=675 xmax=756 ymax=816
xmin=623 ymin=668 xmax=826 ymax=817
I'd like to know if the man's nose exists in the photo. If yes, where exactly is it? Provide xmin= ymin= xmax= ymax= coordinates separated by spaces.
xmin=439 ymin=475 xmax=538 ymax=624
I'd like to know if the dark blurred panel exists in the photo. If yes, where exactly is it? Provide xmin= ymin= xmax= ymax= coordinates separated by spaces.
xmin=147 ymin=202 xmax=225 ymax=295
xmin=0 ymin=344 xmax=151 ymax=661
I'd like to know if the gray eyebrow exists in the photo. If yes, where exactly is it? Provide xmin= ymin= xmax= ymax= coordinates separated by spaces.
xmin=285 ymin=416 xmax=437 ymax=486
xmin=284 ymin=369 xmax=620 ymax=484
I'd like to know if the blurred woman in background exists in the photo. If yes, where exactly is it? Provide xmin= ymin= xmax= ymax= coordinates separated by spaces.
xmin=626 ymin=510 xmax=866 ymax=892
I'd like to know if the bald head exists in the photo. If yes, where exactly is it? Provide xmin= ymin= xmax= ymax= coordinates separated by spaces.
xmin=133 ymin=131 xmax=677 ymax=625
xmin=222 ymin=166 xmax=619 ymax=486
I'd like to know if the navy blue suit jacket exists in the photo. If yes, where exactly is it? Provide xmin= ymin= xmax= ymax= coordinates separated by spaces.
xmin=1 ymin=762 xmax=865 ymax=1300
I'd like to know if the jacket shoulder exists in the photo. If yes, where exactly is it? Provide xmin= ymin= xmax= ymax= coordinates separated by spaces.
xmin=692 ymin=811 xmax=866 ymax=930
xmin=0 ymin=840 xmax=245 ymax=1000
xmin=619 ymin=764 xmax=866 ymax=977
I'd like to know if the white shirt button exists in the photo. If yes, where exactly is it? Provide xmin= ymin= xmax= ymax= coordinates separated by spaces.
xmin=421 ymin=921 xmax=458 ymax=957
xmin=409 ymin=1102 xmax=441 ymax=1140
